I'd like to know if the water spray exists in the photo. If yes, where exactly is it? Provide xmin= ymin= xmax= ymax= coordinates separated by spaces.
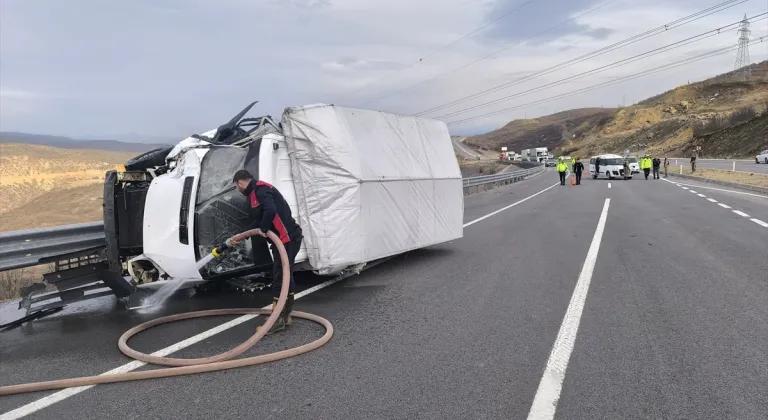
xmin=129 ymin=238 xmax=239 ymax=312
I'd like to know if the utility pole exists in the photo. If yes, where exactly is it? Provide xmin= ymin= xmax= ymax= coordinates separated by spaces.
xmin=734 ymin=14 xmax=751 ymax=81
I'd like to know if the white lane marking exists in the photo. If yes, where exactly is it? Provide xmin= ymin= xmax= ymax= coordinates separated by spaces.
xmin=681 ymin=186 xmax=689 ymax=190
xmin=697 ymin=194 xmax=706 ymax=198
xmin=463 ymin=182 xmax=559 ymax=228
xmin=689 ymin=190 xmax=698 ymax=194
xmin=751 ymin=218 xmax=768 ymax=228
xmin=718 ymin=203 xmax=732 ymax=209
xmin=707 ymin=198 xmax=718 ymax=203
xmin=662 ymin=178 xmax=768 ymax=199
xmin=732 ymin=210 xmax=750 ymax=217
xmin=3 ymin=181 xmax=559 ymax=419
xmin=527 ymin=199 xmax=610 ymax=420
xmin=608 ymin=183 xmax=611 ymax=189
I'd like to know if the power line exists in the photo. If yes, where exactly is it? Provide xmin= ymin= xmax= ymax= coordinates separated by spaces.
xmin=433 ymin=14 xmax=767 ymax=120
xmin=331 ymin=0 xmax=541 ymax=102
xmin=414 ymin=0 xmax=749 ymax=116
xmin=357 ymin=0 xmax=622 ymax=106
xmin=444 ymin=37 xmax=765 ymax=126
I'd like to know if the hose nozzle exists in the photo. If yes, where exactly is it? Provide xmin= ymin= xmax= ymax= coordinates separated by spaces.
xmin=211 ymin=238 xmax=237 ymax=258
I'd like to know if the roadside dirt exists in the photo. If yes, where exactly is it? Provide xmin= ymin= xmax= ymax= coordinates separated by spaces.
xmin=675 ymin=166 xmax=768 ymax=188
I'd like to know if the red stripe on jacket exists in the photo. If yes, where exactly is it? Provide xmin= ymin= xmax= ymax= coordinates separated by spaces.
xmin=272 ymin=215 xmax=290 ymax=244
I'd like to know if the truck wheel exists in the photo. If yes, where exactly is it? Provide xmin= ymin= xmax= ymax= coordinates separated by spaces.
xmin=124 ymin=146 xmax=174 ymax=171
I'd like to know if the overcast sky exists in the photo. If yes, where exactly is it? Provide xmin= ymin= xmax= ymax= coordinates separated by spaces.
xmin=1 ymin=0 xmax=766 ymax=140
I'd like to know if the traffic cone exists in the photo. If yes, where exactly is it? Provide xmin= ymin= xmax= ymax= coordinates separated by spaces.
xmin=583 ymin=170 xmax=588 ymax=176
xmin=570 ymin=175 xmax=575 ymax=186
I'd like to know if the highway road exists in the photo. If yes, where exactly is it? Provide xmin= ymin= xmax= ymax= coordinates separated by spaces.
xmin=2 ymin=170 xmax=767 ymax=420
xmin=451 ymin=136 xmax=483 ymax=160
xmin=669 ymin=158 xmax=768 ymax=174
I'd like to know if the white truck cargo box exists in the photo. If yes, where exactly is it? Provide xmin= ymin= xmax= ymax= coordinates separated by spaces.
xmin=282 ymin=104 xmax=464 ymax=274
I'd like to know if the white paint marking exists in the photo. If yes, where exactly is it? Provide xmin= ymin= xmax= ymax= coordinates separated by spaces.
xmin=526 ymin=199 xmax=610 ymax=420
xmin=689 ymin=190 xmax=698 ymax=194
xmin=681 ymin=186 xmax=689 ymax=190
xmin=697 ymin=194 xmax=706 ymax=198
xmin=463 ymin=182 xmax=560 ymax=228
xmin=3 ymin=180 xmax=560 ymax=420
xmin=732 ymin=210 xmax=750 ymax=217
xmin=608 ymin=183 xmax=611 ymax=189
xmin=707 ymin=198 xmax=718 ymax=203
xmin=750 ymin=218 xmax=768 ymax=228
xmin=718 ymin=203 xmax=732 ymax=209
xmin=662 ymin=178 xmax=768 ymax=199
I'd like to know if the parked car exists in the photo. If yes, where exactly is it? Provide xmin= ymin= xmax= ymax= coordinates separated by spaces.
xmin=756 ymin=150 xmax=768 ymax=164
xmin=589 ymin=154 xmax=632 ymax=179
xmin=545 ymin=159 xmax=556 ymax=167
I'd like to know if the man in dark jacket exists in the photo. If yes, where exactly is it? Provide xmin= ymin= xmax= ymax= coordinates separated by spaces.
xmin=230 ymin=169 xmax=303 ymax=334
xmin=573 ymin=158 xmax=584 ymax=185
xmin=652 ymin=156 xmax=661 ymax=179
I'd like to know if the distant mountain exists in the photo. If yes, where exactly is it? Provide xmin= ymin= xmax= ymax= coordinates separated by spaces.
xmin=78 ymin=133 xmax=181 ymax=145
xmin=0 ymin=132 xmax=171 ymax=153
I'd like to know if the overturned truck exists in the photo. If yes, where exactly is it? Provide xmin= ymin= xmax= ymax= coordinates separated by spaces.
xmin=18 ymin=102 xmax=465 ymax=314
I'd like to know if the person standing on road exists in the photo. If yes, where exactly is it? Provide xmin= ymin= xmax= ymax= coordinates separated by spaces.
xmin=573 ymin=158 xmax=584 ymax=185
xmin=663 ymin=156 xmax=669 ymax=178
xmin=652 ymin=156 xmax=661 ymax=179
xmin=691 ymin=155 xmax=697 ymax=172
xmin=641 ymin=155 xmax=652 ymax=180
xmin=557 ymin=157 xmax=568 ymax=185
xmin=594 ymin=157 xmax=601 ymax=178
xmin=230 ymin=169 xmax=304 ymax=334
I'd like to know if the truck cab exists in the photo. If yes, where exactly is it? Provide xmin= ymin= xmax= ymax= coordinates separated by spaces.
xmin=104 ymin=102 xmax=307 ymax=289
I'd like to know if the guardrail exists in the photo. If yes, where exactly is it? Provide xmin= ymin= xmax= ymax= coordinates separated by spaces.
xmin=463 ymin=165 xmax=544 ymax=196
xmin=0 ymin=166 xmax=545 ymax=273
xmin=0 ymin=222 xmax=106 ymax=272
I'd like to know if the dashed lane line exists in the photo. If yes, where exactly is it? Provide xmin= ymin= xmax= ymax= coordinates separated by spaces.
xmin=662 ymin=178 xmax=768 ymax=199
xmin=751 ymin=218 xmax=768 ymax=228
xmin=718 ymin=203 xmax=732 ymax=209
xmin=732 ymin=210 xmax=750 ymax=217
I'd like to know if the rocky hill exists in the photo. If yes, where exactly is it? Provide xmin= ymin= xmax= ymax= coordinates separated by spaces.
xmin=469 ymin=61 xmax=768 ymax=159
xmin=465 ymin=108 xmax=617 ymax=153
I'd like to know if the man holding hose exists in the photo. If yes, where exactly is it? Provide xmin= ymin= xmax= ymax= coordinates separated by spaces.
xmin=230 ymin=170 xmax=303 ymax=334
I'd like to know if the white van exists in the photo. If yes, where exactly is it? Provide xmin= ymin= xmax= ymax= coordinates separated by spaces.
xmin=589 ymin=154 xmax=632 ymax=179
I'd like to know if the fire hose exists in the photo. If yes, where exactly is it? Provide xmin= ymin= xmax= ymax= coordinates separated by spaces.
xmin=0 ymin=230 xmax=333 ymax=396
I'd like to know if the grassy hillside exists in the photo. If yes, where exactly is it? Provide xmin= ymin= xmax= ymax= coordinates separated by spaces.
xmin=0 ymin=143 xmax=136 ymax=230
xmin=470 ymin=61 xmax=768 ymax=159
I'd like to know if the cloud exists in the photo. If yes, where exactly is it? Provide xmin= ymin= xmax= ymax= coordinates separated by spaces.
xmin=0 ymin=0 xmax=766 ymax=137
xmin=480 ymin=0 xmax=615 ymax=44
